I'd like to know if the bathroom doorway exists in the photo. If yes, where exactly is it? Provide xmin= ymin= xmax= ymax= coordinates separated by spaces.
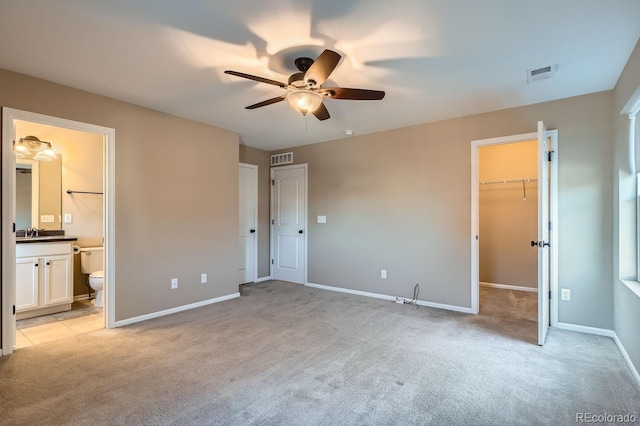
xmin=1 ymin=108 xmax=115 ymax=355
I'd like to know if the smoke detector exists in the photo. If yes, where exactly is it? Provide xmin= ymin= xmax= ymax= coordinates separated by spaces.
xmin=526 ymin=64 xmax=558 ymax=83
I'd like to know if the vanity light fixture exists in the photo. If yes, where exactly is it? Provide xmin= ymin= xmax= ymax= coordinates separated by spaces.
xmin=13 ymin=135 xmax=58 ymax=162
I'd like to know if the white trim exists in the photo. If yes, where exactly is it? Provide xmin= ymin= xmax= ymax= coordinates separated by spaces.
xmin=2 ymin=108 xmax=17 ymax=355
xmin=554 ymin=323 xmax=640 ymax=389
xmin=613 ymin=333 xmax=640 ymax=389
xmin=480 ymin=282 xmax=538 ymax=293
xmin=239 ymin=163 xmax=258 ymax=284
xmin=74 ymin=294 xmax=92 ymax=302
xmin=2 ymin=108 xmax=115 ymax=355
xmin=306 ymin=282 xmax=473 ymax=314
xmin=549 ymin=130 xmax=559 ymax=328
xmin=113 ymin=293 xmax=240 ymax=327
xmin=555 ymin=322 xmax=615 ymax=337
xmin=270 ymin=163 xmax=308 ymax=285
xmin=255 ymin=276 xmax=272 ymax=283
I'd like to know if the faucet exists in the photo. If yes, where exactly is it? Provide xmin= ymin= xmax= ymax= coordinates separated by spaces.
xmin=25 ymin=227 xmax=39 ymax=238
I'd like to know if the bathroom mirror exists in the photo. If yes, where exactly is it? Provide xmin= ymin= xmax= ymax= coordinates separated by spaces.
xmin=16 ymin=156 xmax=62 ymax=230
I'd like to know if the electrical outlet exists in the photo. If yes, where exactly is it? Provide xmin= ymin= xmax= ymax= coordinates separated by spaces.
xmin=381 ymin=269 xmax=387 ymax=279
xmin=561 ymin=288 xmax=571 ymax=301
xmin=201 ymin=273 xmax=207 ymax=284
xmin=171 ymin=278 xmax=178 ymax=289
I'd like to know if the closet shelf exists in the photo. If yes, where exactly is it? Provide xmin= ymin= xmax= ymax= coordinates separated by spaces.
xmin=479 ymin=178 xmax=537 ymax=185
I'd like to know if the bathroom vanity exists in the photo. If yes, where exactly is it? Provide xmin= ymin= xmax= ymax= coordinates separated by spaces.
xmin=16 ymin=236 xmax=77 ymax=319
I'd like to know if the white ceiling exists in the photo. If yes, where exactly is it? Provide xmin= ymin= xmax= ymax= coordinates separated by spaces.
xmin=0 ymin=1 xmax=639 ymax=151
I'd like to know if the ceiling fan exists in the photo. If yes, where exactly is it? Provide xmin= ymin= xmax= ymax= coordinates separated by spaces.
xmin=224 ymin=49 xmax=385 ymax=121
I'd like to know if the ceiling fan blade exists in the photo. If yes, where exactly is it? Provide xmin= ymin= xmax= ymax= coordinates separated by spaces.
xmin=321 ymin=87 xmax=386 ymax=100
xmin=225 ymin=70 xmax=287 ymax=88
xmin=312 ymin=102 xmax=330 ymax=121
xmin=304 ymin=50 xmax=341 ymax=87
xmin=245 ymin=95 xmax=287 ymax=109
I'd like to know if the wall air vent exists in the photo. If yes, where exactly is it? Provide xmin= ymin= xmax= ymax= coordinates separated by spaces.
xmin=526 ymin=64 xmax=558 ymax=83
xmin=271 ymin=152 xmax=293 ymax=166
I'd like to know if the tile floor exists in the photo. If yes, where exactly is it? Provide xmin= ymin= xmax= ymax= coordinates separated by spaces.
xmin=15 ymin=299 xmax=103 ymax=349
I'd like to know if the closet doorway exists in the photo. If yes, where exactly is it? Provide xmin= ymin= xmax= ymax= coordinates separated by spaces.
xmin=471 ymin=122 xmax=558 ymax=345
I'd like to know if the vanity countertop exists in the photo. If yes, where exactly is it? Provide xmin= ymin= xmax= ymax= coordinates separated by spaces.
xmin=16 ymin=236 xmax=78 ymax=244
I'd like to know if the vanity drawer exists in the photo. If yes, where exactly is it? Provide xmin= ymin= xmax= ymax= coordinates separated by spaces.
xmin=16 ymin=242 xmax=72 ymax=258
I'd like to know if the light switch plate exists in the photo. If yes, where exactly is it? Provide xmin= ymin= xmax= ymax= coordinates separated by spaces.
xmin=317 ymin=215 xmax=327 ymax=223
xmin=41 ymin=215 xmax=55 ymax=223
xmin=561 ymin=288 xmax=571 ymax=301
xmin=64 ymin=213 xmax=73 ymax=224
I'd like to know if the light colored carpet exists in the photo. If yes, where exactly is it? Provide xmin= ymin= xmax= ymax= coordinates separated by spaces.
xmin=1 ymin=280 xmax=638 ymax=425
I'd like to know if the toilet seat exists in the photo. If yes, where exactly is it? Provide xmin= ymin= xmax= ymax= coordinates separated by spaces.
xmin=90 ymin=270 xmax=104 ymax=280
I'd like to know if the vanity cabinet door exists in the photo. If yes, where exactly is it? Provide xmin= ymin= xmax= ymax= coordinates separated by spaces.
xmin=16 ymin=256 xmax=39 ymax=311
xmin=43 ymin=255 xmax=72 ymax=306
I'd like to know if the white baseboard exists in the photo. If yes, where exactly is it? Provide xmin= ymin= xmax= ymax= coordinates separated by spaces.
xmin=415 ymin=299 xmax=474 ymax=314
xmin=554 ymin=322 xmax=639 ymax=389
xmin=306 ymin=282 xmax=473 ymax=314
xmin=613 ymin=333 xmax=640 ymax=389
xmin=480 ymin=282 xmax=537 ymax=293
xmin=74 ymin=294 xmax=92 ymax=301
xmin=554 ymin=322 xmax=615 ymax=337
xmin=113 ymin=293 xmax=240 ymax=328
xmin=254 ymin=276 xmax=272 ymax=283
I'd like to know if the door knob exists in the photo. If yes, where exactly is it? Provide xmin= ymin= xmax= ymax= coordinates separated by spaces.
xmin=250 ymin=229 xmax=255 ymax=233
xmin=299 ymin=230 xmax=304 ymax=234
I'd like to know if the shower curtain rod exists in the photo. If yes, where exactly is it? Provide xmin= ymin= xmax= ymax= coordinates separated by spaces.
xmin=479 ymin=178 xmax=538 ymax=185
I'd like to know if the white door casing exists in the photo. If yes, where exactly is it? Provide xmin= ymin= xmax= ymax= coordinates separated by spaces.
xmin=537 ymin=121 xmax=551 ymax=346
xmin=470 ymin=123 xmax=558 ymax=346
xmin=271 ymin=164 xmax=307 ymax=284
xmin=1 ymin=108 xmax=115 ymax=356
xmin=239 ymin=163 xmax=257 ymax=284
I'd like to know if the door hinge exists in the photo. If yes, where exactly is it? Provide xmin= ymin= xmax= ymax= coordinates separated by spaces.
xmin=271 ymin=259 xmax=274 ymax=265
xmin=271 ymin=219 xmax=274 ymax=225
xmin=13 ymin=305 xmax=16 ymax=315
xmin=13 ymin=222 xmax=16 ymax=233
xmin=549 ymin=290 xmax=552 ymax=300
xmin=271 ymin=179 xmax=275 ymax=186
xmin=548 ymin=150 xmax=554 ymax=162
xmin=548 ymin=221 xmax=552 ymax=231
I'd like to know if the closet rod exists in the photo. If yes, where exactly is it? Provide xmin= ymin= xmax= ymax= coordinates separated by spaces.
xmin=479 ymin=178 xmax=538 ymax=185
xmin=66 ymin=190 xmax=103 ymax=195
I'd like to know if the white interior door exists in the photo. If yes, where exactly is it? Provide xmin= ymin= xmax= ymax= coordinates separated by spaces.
xmin=537 ymin=121 xmax=551 ymax=346
xmin=239 ymin=164 xmax=257 ymax=284
xmin=271 ymin=164 xmax=306 ymax=284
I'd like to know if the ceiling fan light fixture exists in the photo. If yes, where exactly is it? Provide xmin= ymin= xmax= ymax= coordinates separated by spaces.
xmin=287 ymin=91 xmax=323 ymax=116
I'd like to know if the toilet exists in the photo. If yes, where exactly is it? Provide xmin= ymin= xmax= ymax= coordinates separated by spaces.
xmin=80 ymin=247 xmax=104 ymax=307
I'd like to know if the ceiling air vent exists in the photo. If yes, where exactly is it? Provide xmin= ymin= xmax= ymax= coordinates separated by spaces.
xmin=526 ymin=64 xmax=557 ymax=83
xmin=271 ymin=152 xmax=293 ymax=166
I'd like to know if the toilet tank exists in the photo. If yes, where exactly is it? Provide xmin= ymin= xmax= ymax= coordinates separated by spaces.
xmin=80 ymin=247 xmax=104 ymax=274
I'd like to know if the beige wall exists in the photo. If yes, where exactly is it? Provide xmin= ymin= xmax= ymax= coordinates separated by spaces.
xmin=0 ymin=67 xmax=240 ymax=325
xmin=239 ymin=145 xmax=271 ymax=279
xmin=479 ymin=141 xmax=537 ymax=288
xmin=613 ymin=39 xmax=640 ymax=379
xmin=274 ymin=90 xmax=613 ymax=328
